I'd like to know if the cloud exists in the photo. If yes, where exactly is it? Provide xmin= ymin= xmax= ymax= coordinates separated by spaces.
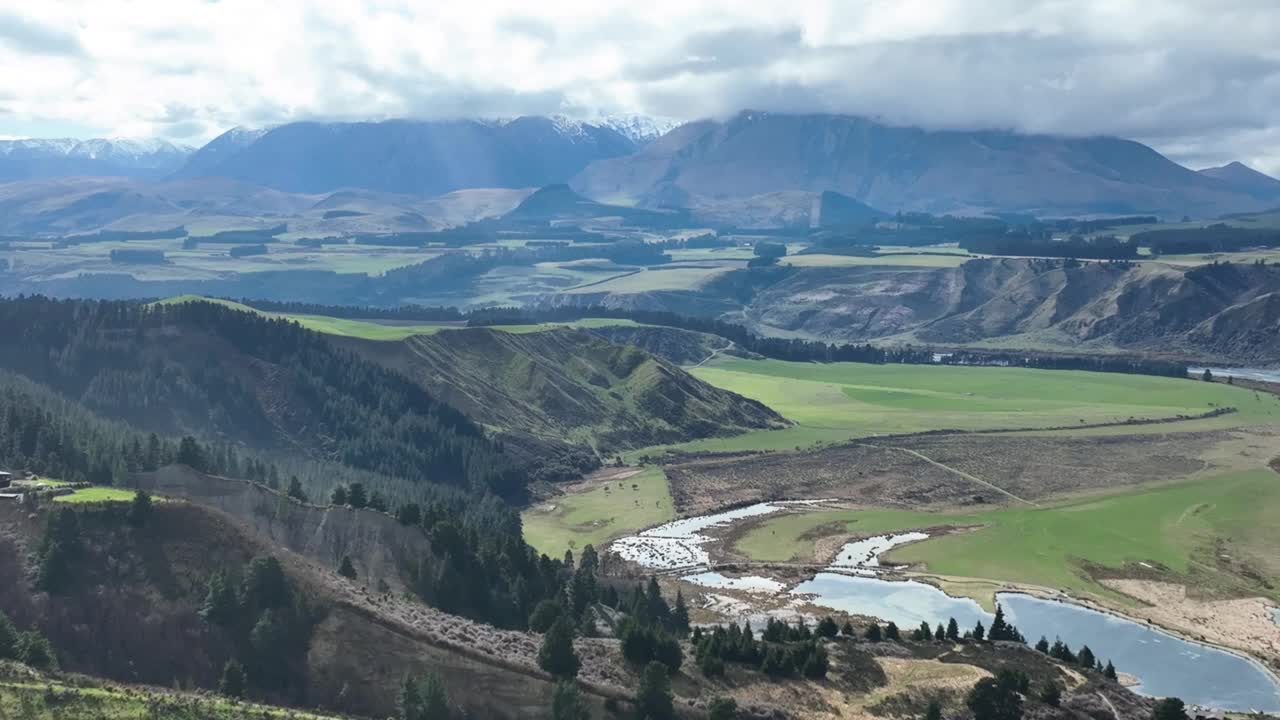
xmin=0 ymin=10 xmax=84 ymax=56
xmin=0 ymin=0 xmax=1277 ymax=174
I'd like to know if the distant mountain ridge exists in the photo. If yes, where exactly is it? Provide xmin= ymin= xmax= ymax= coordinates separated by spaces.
xmin=1198 ymin=161 xmax=1280 ymax=200
xmin=172 ymin=116 xmax=642 ymax=195
xmin=0 ymin=137 xmax=192 ymax=181
xmin=571 ymin=111 xmax=1280 ymax=218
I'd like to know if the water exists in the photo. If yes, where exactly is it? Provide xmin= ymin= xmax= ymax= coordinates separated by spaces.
xmin=616 ymin=504 xmax=1280 ymax=712
xmin=611 ymin=500 xmax=829 ymax=569
xmin=1189 ymin=366 xmax=1280 ymax=383
xmin=999 ymin=593 xmax=1280 ymax=712
xmin=682 ymin=571 xmax=785 ymax=593
xmin=831 ymin=532 xmax=930 ymax=574
xmin=792 ymin=573 xmax=991 ymax=631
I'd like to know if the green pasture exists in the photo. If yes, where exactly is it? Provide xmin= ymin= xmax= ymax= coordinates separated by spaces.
xmin=521 ymin=466 xmax=674 ymax=558
xmin=735 ymin=469 xmax=1280 ymax=603
xmin=783 ymin=253 xmax=970 ymax=268
xmin=158 ymin=295 xmax=642 ymax=341
xmin=626 ymin=357 xmax=1278 ymax=456
xmin=52 ymin=487 xmax=143 ymax=503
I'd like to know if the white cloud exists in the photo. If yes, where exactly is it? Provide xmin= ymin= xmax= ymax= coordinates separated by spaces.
xmin=1 ymin=0 xmax=1279 ymax=173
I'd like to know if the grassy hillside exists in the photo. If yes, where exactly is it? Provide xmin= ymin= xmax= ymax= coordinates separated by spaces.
xmin=630 ymin=356 xmax=1277 ymax=454
xmin=343 ymin=327 xmax=787 ymax=453
xmin=0 ymin=667 xmax=346 ymax=719
xmin=522 ymin=466 xmax=674 ymax=557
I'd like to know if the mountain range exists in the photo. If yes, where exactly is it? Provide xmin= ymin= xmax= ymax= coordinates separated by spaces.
xmin=3 ymin=112 xmax=1280 ymax=219
xmin=0 ymin=137 xmax=192 ymax=181
xmin=571 ymin=111 xmax=1280 ymax=217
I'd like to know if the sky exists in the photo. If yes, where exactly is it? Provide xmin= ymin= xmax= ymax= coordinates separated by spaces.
xmin=2 ymin=0 xmax=1280 ymax=173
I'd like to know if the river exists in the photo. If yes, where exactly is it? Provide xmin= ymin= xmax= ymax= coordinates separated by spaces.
xmin=611 ymin=505 xmax=1280 ymax=712
xmin=1189 ymin=366 xmax=1280 ymax=383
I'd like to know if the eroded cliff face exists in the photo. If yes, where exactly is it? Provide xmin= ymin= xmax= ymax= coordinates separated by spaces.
xmin=134 ymin=465 xmax=429 ymax=592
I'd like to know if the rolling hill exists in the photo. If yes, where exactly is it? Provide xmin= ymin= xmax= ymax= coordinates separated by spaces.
xmin=337 ymin=327 xmax=787 ymax=454
xmin=571 ymin=111 xmax=1280 ymax=217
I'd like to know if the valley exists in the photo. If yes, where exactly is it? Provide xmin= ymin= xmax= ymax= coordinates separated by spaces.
xmin=3 ymin=109 xmax=1280 ymax=719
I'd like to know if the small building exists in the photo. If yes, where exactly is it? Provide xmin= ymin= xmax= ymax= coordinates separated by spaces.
xmin=0 ymin=471 xmax=12 ymax=489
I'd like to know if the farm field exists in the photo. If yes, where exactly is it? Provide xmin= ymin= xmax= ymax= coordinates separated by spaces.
xmin=733 ymin=469 xmax=1280 ymax=604
xmin=782 ymin=253 xmax=970 ymax=268
xmin=522 ymin=466 xmax=674 ymax=558
xmin=627 ymin=357 xmax=1279 ymax=456
xmin=159 ymin=295 xmax=644 ymax=341
xmin=52 ymin=487 xmax=143 ymax=503
xmin=560 ymin=264 xmax=737 ymax=293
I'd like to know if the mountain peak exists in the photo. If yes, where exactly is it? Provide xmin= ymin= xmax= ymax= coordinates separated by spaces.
xmin=1198 ymin=160 xmax=1280 ymax=200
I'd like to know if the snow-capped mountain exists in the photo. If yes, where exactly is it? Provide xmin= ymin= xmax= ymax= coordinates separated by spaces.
xmin=595 ymin=115 xmax=682 ymax=144
xmin=0 ymin=137 xmax=193 ymax=181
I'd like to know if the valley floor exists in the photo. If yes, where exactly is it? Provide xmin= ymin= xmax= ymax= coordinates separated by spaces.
xmin=533 ymin=357 xmax=1280 ymax=690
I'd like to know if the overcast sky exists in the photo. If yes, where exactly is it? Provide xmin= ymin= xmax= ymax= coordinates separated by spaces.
xmin=2 ymin=0 xmax=1280 ymax=172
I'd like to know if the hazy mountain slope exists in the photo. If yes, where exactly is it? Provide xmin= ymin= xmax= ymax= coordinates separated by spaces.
xmin=572 ymin=111 xmax=1269 ymax=217
xmin=0 ymin=138 xmax=192 ymax=182
xmin=175 ymin=117 xmax=639 ymax=195
xmin=340 ymin=327 xmax=786 ymax=451
xmin=1198 ymin=161 xmax=1280 ymax=201
xmin=733 ymin=258 xmax=1280 ymax=361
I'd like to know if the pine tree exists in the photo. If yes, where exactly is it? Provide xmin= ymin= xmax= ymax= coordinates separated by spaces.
xmin=219 ymin=659 xmax=246 ymax=698
xmin=347 ymin=482 xmax=368 ymax=509
xmin=338 ymin=556 xmax=358 ymax=580
xmin=1039 ymin=682 xmax=1061 ymax=707
xmin=884 ymin=621 xmax=900 ymax=641
xmin=539 ymin=616 xmax=580 ymax=678
xmin=864 ymin=623 xmax=882 ymax=642
xmin=946 ymin=617 xmax=960 ymax=641
xmin=127 ymin=489 xmax=153 ymax=527
xmin=1152 ymin=698 xmax=1188 ymax=720
xmin=37 ymin=541 xmax=72 ymax=594
xmin=816 ymin=616 xmax=839 ymax=638
xmin=636 ymin=661 xmax=674 ymax=720
xmin=1103 ymin=660 xmax=1117 ymax=681
xmin=708 ymin=696 xmax=737 ymax=720
xmin=287 ymin=476 xmax=307 ymax=503
xmin=1077 ymin=645 xmax=1096 ymax=669
xmin=399 ymin=673 xmax=421 ymax=720
xmin=201 ymin=570 xmax=238 ymax=625
xmin=0 ymin=610 xmax=17 ymax=660
xmin=672 ymin=590 xmax=690 ymax=636
xmin=16 ymin=632 xmax=55 ymax=670
xmin=924 ymin=699 xmax=942 ymax=720
xmin=551 ymin=680 xmax=590 ymax=720
xmin=1035 ymin=636 xmax=1050 ymax=653
xmin=841 ymin=620 xmax=856 ymax=637
xmin=529 ymin=599 xmax=564 ymax=633
xmin=934 ymin=624 xmax=946 ymax=641
xmin=330 ymin=485 xmax=348 ymax=506
xmin=973 ymin=621 xmax=986 ymax=642
xmin=419 ymin=672 xmax=449 ymax=720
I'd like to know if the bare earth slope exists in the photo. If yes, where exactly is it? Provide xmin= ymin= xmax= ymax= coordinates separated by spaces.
xmin=605 ymin=258 xmax=1280 ymax=363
